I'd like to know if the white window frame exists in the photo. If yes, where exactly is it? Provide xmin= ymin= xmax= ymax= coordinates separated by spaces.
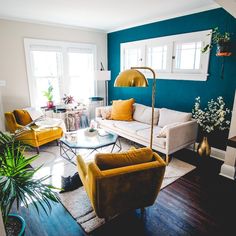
xmin=24 ymin=38 xmax=97 ymax=107
xmin=120 ymin=30 xmax=212 ymax=81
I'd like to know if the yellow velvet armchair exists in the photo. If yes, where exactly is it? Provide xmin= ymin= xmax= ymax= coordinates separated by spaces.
xmin=5 ymin=110 xmax=63 ymax=153
xmin=76 ymin=147 xmax=166 ymax=219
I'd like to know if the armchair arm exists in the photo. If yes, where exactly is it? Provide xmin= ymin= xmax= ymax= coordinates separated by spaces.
xmin=166 ymin=120 xmax=198 ymax=154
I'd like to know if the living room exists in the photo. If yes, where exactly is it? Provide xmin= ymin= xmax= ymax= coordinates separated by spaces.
xmin=0 ymin=0 xmax=236 ymax=235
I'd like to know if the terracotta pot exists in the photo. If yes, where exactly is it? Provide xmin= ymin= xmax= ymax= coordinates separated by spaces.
xmin=216 ymin=41 xmax=232 ymax=56
xmin=197 ymin=136 xmax=211 ymax=157
xmin=47 ymin=101 xmax=54 ymax=108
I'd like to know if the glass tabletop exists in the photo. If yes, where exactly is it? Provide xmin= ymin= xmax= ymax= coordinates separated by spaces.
xmin=60 ymin=128 xmax=118 ymax=149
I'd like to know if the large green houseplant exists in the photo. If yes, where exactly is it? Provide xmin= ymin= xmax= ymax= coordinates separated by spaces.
xmin=0 ymin=132 xmax=60 ymax=235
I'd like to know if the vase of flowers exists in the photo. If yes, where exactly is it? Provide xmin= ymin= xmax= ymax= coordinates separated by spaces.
xmin=62 ymin=94 xmax=75 ymax=110
xmin=192 ymin=96 xmax=231 ymax=157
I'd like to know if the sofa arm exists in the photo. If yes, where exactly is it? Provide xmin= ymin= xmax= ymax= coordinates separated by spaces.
xmin=166 ymin=120 xmax=198 ymax=153
xmin=95 ymin=106 xmax=112 ymax=119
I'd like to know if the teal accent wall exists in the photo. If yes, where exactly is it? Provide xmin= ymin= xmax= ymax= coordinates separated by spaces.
xmin=108 ymin=8 xmax=236 ymax=150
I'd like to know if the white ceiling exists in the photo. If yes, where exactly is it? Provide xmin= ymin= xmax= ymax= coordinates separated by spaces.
xmin=0 ymin=0 xmax=220 ymax=32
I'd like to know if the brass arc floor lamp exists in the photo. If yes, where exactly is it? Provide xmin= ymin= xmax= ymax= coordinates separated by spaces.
xmin=114 ymin=67 xmax=156 ymax=149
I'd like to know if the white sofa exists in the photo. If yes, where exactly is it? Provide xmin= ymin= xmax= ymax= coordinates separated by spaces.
xmin=96 ymin=103 xmax=198 ymax=159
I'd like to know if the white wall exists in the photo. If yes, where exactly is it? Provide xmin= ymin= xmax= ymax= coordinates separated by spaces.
xmin=0 ymin=19 xmax=107 ymax=112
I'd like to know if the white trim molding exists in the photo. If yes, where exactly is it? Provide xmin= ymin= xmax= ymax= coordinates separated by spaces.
xmin=120 ymin=30 xmax=212 ymax=81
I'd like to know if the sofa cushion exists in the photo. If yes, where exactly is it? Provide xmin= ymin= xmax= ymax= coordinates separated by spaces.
xmin=111 ymin=98 xmax=135 ymax=121
xmin=133 ymin=103 xmax=159 ymax=125
xmin=101 ymin=107 xmax=112 ymax=120
xmin=157 ymin=122 xmax=182 ymax=138
xmin=158 ymin=108 xmax=192 ymax=128
xmin=113 ymin=120 xmax=150 ymax=135
xmin=13 ymin=109 xmax=33 ymax=126
xmin=95 ymin=147 xmax=153 ymax=170
xmin=136 ymin=127 xmax=166 ymax=149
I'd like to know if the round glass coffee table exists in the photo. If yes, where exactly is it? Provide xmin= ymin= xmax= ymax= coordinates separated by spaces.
xmin=59 ymin=128 xmax=121 ymax=165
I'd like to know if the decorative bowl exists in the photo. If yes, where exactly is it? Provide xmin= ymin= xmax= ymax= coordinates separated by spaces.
xmin=84 ymin=128 xmax=98 ymax=137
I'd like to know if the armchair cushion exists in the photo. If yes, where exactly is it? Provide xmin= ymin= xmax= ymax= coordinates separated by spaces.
xmin=95 ymin=147 xmax=153 ymax=170
xmin=111 ymin=98 xmax=135 ymax=121
xmin=13 ymin=109 xmax=32 ymax=126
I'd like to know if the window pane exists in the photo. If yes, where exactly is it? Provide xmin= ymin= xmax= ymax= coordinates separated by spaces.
xmin=147 ymin=45 xmax=167 ymax=70
xmin=35 ymin=78 xmax=60 ymax=107
xmin=124 ymin=48 xmax=142 ymax=69
xmin=68 ymin=52 xmax=94 ymax=101
xmin=31 ymin=51 xmax=60 ymax=77
xmin=175 ymin=42 xmax=202 ymax=70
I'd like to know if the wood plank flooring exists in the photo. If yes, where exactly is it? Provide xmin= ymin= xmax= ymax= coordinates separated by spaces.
xmin=11 ymin=149 xmax=236 ymax=236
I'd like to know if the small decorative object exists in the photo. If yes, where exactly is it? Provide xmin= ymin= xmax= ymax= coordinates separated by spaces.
xmin=84 ymin=120 xmax=98 ymax=136
xmin=43 ymin=82 xmax=54 ymax=108
xmin=202 ymin=27 xmax=232 ymax=56
xmin=192 ymin=96 xmax=231 ymax=157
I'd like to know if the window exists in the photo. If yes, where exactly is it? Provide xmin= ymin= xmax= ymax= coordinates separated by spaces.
xmin=24 ymin=39 xmax=96 ymax=107
xmin=174 ymin=41 xmax=202 ymax=71
xmin=121 ymin=42 xmax=145 ymax=71
xmin=120 ymin=30 xmax=212 ymax=81
xmin=147 ymin=45 xmax=168 ymax=71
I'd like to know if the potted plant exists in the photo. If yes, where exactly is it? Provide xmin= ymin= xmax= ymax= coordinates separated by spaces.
xmin=62 ymin=94 xmax=75 ymax=109
xmin=0 ymin=132 xmax=60 ymax=236
xmin=192 ymin=96 xmax=231 ymax=157
xmin=43 ymin=83 xmax=54 ymax=108
xmin=202 ymin=27 xmax=232 ymax=56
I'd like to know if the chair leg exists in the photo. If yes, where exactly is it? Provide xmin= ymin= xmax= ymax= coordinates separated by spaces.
xmin=165 ymin=155 xmax=170 ymax=165
xmin=36 ymin=147 xmax=40 ymax=154
xmin=56 ymin=139 xmax=59 ymax=146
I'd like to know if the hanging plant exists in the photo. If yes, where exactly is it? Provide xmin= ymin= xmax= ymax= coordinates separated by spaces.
xmin=202 ymin=27 xmax=232 ymax=56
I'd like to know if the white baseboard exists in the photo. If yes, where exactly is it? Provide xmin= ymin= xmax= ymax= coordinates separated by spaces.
xmin=187 ymin=143 xmax=225 ymax=161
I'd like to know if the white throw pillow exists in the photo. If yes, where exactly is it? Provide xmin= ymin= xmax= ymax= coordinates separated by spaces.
xmin=158 ymin=108 xmax=192 ymax=128
xmin=157 ymin=122 xmax=182 ymax=138
xmin=23 ymin=107 xmax=44 ymax=120
xmin=133 ymin=103 xmax=159 ymax=125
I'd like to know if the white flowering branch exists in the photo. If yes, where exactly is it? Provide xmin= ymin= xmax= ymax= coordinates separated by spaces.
xmin=192 ymin=96 xmax=231 ymax=134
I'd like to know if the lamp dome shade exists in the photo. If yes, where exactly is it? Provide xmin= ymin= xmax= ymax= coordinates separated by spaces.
xmin=114 ymin=69 xmax=148 ymax=87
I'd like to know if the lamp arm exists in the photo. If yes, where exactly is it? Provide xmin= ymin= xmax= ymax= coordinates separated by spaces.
xmin=131 ymin=66 xmax=156 ymax=79
xmin=130 ymin=66 xmax=156 ymax=149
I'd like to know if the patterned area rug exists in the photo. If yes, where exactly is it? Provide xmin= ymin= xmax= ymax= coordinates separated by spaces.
xmin=30 ymin=138 xmax=195 ymax=234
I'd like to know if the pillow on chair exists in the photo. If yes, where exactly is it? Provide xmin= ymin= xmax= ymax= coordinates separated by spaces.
xmin=111 ymin=98 xmax=135 ymax=121
xmin=13 ymin=109 xmax=33 ymax=126
xmin=95 ymin=147 xmax=153 ymax=170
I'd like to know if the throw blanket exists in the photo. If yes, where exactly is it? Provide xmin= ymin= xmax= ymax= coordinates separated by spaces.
xmin=35 ymin=117 xmax=67 ymax=133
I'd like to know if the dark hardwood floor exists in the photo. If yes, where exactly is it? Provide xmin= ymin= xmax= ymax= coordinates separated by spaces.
xmin=11 ymin=149 xmax=236 ymax=236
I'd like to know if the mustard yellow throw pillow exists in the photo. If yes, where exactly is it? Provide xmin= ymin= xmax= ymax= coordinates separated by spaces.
xmin=111 ymin=98 xmax=135 ymax=121
xmin=13 ymin=109 xmax=32 ymax=126
xmin=95 ymin=147 xmax=153 ymax=170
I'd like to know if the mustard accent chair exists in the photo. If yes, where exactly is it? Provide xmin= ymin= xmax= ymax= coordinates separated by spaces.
xmin=5 ymin=111 xmax=63 ymax=153
xmin=76 ymin=147 xmax=166 ymax=219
